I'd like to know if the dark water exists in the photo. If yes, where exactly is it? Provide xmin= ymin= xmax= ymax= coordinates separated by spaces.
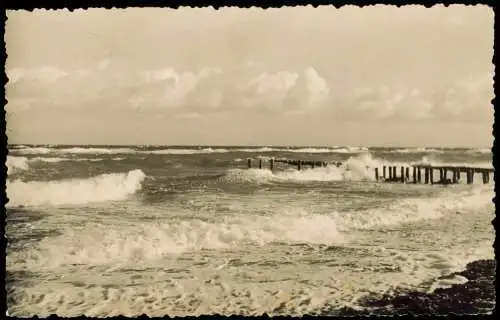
xmin=5 ymin=145 xmax=494 ymax=316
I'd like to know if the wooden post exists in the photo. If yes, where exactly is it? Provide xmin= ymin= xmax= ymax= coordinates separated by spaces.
xmin=375 ymin=168 xmax=379 ymax=181
xmin=443 ymin=168 xmax=448 ymax=181
xmin=393 ymin=166 xmax=397 ymax=180
xmin=482 ymin=171 xmax=489 ymax=184
xmin=466 ymin=168 xmax=474 ymax=184
xmin=405 ymin=167 xmax=410 ymax=181
xmin=259 ymin=159 xmax=263 ymax=169
xmin=298 ymin=161 xmax=302 ymax=171
xmin=439 ymin=168 xmax=444 ymax=181
xmin=270 ymin=158 xmax=274 ymax=171
xmin=389 ymin=166 xmax=393 ymax=180
xmin=311 ymin=161 xmax=315 ymax=169
xmin=383 ymin=166 xmax=387 ymax=180
xmin=452 ymin=169 xmax=458 ymax=183
xmin=412 ymin=166 xmax=417 ymax=183
xmin=417 ymin=167 xmax=422 ymax=183
xmin=430 ymin=168 xmax=434 ymax=184
xmin=248 ymin=158 xmax=252 ymax=168
xmin=424 ymin=167 xmax=429 ymax=184
xmin=400 ymin=167 xmax=405 ymax=183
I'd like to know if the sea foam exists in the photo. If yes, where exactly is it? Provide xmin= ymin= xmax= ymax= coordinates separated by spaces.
xmin=228 ymin=152 xmax=493 ymax=184
xmin=9 ymin=184 xmax=492 ymax=271
xmin=6 ymin=156 xmax=30 ymax=174
xmin=225 ymin=153 xmax=390 ymax=183
xmin=6 ymin=169 xmax=146 ymax=207
xmin=9 ymin=207 xmax=345 ymax=270
xmin=58 ymin=147 xmax=136 ymax=154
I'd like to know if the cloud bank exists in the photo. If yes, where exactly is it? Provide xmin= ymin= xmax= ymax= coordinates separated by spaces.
xmin=4 ymin=6 xmax=494 ymax=146
xmin=6 ymin=62 xmax=493 ymax=123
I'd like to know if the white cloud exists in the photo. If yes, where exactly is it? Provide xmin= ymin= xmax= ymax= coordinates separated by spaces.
xmin=8 ymin=66 xmax=67 ymax=84
xmin=5 ymin=63 xmax=492 ymax=124
xmin=340 ymin=73 xmax=492 ymax=123
xmin=6 ymin=68 xmax=26 ymax=84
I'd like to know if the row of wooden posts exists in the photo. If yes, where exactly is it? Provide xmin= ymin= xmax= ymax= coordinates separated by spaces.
xmin=248 ymin=158 xmax=336 ymax=171
xmin=375 ymin=165 xmax=491 ymax=185
xmin=246 ymin=158 xmax=493 ymax=185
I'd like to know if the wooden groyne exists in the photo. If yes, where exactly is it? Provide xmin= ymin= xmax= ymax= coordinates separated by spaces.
xmin=246 ymin=158 xmax=494 ymax=185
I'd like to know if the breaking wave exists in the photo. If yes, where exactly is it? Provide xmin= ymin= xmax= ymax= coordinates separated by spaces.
xmin=11 ymin=146 xmax=370 ymax=155
xmin=414 ymin=156 xmax=492 ymax=169
xmin=466 ymin=148 xmax=492 ymax=154
xmin=339 ymin=185 xmax=493 ymax=230
xmin=10 ymin=207 xmax=346 ymax=269
xmin=14 ymin=146 xmax=135 ymax=155
xmin=229 ymin=153 xmax=493 ymax=184
xmin=148 ymin=148 xmax=229 ymax=155
xmin=6 ymin=156 xmax=30 ymax=174
xmin=58 ymin=147 xmax=136 ymax=154
xmin=225 ymin=153 xmax=409 ymax=183
xmin=6 ymin=156 xmax=75 ymax=175
xmin=32 ymin=157 xmax=68 ymax=163
xmin=13 ymin=147 xmax=53 ymax=154
xmin=145 ymin=147 xmax=368 ymax=154
xmin=9 ymin=184 xmax=492 ymax=271
xmin=237 ymin=147 xmax=368 ymax=153
xmin=9 ymin=145 xmax=495 ymax=156
xmin=382 ymin=147 xmax=445 ymax=153
xmin=6 ymin=169 xmax=146 ymax=207
xmin=6 ymin=155 xmax=128 ymax=174
xmin=224 ymin=165 xmax=367 ymax=183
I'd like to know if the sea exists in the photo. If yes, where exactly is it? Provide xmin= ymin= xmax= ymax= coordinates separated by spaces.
xmin=5 ymin=145 xmax=495 ymax=316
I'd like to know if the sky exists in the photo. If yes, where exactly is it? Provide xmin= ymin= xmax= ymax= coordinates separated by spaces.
xmin=5 ymin=5 xmax=494 ymax=147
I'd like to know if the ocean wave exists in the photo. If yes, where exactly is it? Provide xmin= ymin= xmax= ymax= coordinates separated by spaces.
xmin=6 ymin=169 xmax=146 ymax=207
xmin=148 ymin=147 xmax=229 ymax=155
xmin=225 ymin=153 xmax=397 ymax=183
xmin=237 ymin=147 xmax=276 ymax=152
xmin=466 ymin=148 xmax=492 ymax=154
xmin=238 ymin=147 xmax=368 ymax=153
xmin=381 ymin=147 xmax=493 ymax=155
xmin=6 ymin=156 xmax=30 ymax=174
xmin=339 ymin=185 xmax=493 ymax=231
xmin=32 ymin=157 xmax=69 ymax=163
xmin=7 ymin=156 xmax=75 ymax=175
xmin=382 ymin=147 xmax=445 ymax=154
xmin=10 ymin=185 xmax=492 ymax=271
xmin=232 ymin=153 xmax=493 ymax=183
xmin=6 ymin=156 xmax=126 ymax=175
xmin=58 ymin=147 xmax=136 ymax=154
xmin=14 ymin=147 xmax=53 ymax=154
xmin=413 ymin=156 xmax=492 ymax=169
xmin=13 ymin=146 xmax=136 ymax=155
xmin=11 ymin=146 xmax=371 ymax=155
xmin=10 ymin=207 xmax=345 ymax=269
xmin=8 ymin=145 xmax=494 ymax=156
xmin=145 ymin=147 xmax=354 ymax=154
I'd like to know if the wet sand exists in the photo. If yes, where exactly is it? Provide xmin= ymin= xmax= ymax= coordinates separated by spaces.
xmin=332 ymin=259 xmax=495 ymax=316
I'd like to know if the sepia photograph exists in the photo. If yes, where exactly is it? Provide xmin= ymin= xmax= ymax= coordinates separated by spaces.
xmin=4 ymin=4 xmax=495 ymax=317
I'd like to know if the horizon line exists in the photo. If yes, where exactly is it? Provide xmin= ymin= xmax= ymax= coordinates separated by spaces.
xmin=6 ymin=143 xmax=492 ymax=149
